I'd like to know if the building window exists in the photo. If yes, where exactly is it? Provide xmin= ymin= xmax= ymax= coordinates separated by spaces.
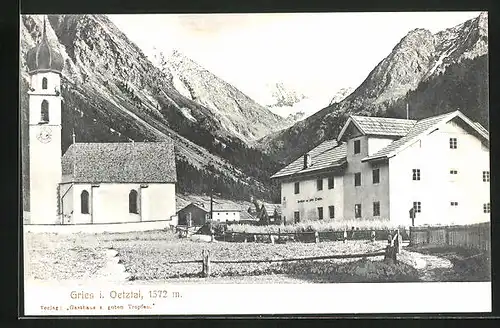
xmin=294 ymin=211 xmax=300 ymax=223
xmin=41 ymin=100 xmax=49 ymax=122
xmin=450 ymin=202 xmax=459 ymax=206
xmin=450 ymin=138 xmax=457 ymax=149
xmin=413 ymin=201 xmax=421 ymax=213
xmin=294 ymin=182 xmax=300 ymax=194
xmin=412 ymin=169 xmax=420 ymax=181
xmin=318 ymin=207 xmax=323 ymax=220
xmin=354 ymin=140 xmax=361 ymax=154
xmin=328 ymin=177 xmax=334 ymax=189
xmin=129 ymin=190 xmax=139 ymax=214
xmin=329 ymin=205 xmax=335 ymax=219
xmin=355 ymin=204 xmax=362 ymax=218
xmin=372 ymin=168 xmax=380 ymax=184
xmin=354 ymin=172 xmax=361 ymax=186
xmin=42 ymin=77 xmax=48 ymax=89
xmin=483 ymin=171 xmax=490 ymax=182
xmin=80 ymin=190 xmax=89 ymax=214
xmin=317 ymin=178 xmax=323 ymax=191
xmin=483 ymin=203 xmax=490 ymax=213
xmin=373 ymin=201 xmax=380 ymax=216
xmin=450 ymin=169 xmax=458 ymax=175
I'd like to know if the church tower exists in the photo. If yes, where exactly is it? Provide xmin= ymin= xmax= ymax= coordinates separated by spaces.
xmin=26 ymin=17 xmax=65 ymax=224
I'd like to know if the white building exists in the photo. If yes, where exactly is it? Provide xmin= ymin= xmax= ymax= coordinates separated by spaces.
xmin=271 ymin=112 xmax=490 ymax=227
xmin=26 ymin=19 xmax=177 ymax=225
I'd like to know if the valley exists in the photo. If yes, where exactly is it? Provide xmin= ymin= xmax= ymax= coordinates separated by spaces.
xmin=20 ymin=12 xmax=488 ymax=210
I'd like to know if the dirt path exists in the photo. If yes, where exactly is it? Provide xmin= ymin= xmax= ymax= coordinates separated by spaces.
xmin=92 ymin=249 xmax=130 ymax=283
xmin=398 ymin=250 xmax=453 ymax=281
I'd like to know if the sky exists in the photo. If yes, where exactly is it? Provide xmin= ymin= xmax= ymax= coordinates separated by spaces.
xmin=108 ymin=12 xmax=482 ymax=105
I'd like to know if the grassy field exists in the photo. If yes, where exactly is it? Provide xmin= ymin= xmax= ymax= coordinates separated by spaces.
xmin=117 ymin=237 xmax=389 ymax=281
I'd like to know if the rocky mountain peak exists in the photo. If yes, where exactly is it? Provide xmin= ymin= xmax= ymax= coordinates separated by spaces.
xmin=393 ymin=28 xmax=435 ymax=52
xmin=258 ymin=13 xmax=488 ymax=165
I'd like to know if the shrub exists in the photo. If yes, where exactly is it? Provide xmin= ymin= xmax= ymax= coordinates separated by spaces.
xmin=282 ymin=259 xmax=420 ymax=283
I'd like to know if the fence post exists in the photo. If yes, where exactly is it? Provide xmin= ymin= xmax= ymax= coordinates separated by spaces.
xmin=270 ymin=234 xmax=275 ymax=244
xmin=343 ymin=230 xmax=347 ymax=243
xmin=395 ymin=229 xmax=401 ymax=253
xmin=315 ymin=231 xmax=319 ymax=243
xmin=253 ymin=234 xmax=257 ymax=243
xmin=206 ymin=250 xmax=211 ymax=277
xmin=278 ymin=228 xmax=281 ymax=242
xmin=384 ymin=244 xmax=397 ymax=263
xmin=201 ymin=250 xmax=206 ymax=277
xmin=371 ymin=231 xmax=376 ymax=242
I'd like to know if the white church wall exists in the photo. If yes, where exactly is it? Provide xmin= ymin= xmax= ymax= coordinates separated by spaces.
xmin=69 ymin=183 xmax=176 ymax=224
xmin=71 ymin=184 xmax=92 ymax=224
xmin=24 ymin=220 xmax=171 ymax=234
xmin=60 ymin=183 xmax=74 ymax=224
xmin=139 ymin=183 xmax=176 ymax=221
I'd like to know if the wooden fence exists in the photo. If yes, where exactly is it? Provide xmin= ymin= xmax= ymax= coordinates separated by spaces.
xmin=409 ymin=222 xmax=490 ymax=252
xmin=218 ymin=228 xmax=409 ymax=244
xmin=169 ymin=231 xmax=402 ymax=277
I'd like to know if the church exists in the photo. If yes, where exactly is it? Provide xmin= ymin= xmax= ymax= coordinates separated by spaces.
xmin=25 ymin=20 xmax=177 ymax=226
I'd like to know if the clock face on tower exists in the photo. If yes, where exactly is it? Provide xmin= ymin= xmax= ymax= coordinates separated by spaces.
xmin=37 ymin=126 xmax=52 ymax=144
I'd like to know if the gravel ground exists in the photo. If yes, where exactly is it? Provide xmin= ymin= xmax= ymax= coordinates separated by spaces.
xmin=24 ymin=232 xmax=108 ymax=280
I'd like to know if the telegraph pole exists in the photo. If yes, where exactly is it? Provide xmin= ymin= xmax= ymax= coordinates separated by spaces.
xmin=209 ymin=160 xmax=214 ymax=222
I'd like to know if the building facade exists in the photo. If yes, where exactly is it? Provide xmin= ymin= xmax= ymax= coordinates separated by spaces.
xmin=177 ymin=202 xmax=242 ymax=226
xmin=271 ymin=112 xmax=490 ymax=227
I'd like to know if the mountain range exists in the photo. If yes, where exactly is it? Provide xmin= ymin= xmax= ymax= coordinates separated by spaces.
xmin=20 ymin=13 xmax=488 ymax=210
xmin=20 ymin=14 xmax=286 ymax=210
xmin=257 ymin=12 xmax=488 ymax=163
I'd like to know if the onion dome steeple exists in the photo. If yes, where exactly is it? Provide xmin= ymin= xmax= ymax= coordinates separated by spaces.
xmin=26 ymin=17 xmax=64 ymax=75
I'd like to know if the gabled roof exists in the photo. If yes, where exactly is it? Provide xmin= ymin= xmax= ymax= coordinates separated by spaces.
xmin=338 ymin=115 xmax=416 ymax=141
xmin=270 ymin=140 xmax=347 ymax=179
xmin=261 ymin=203 xmax=282 ymax=216
xmin=178 ymin=201 xmax=242 ymax=214
xmin=61 ymin=142 xmax=176 ymax=183
xmin=362 ymin=111 xmax=489 ymax=162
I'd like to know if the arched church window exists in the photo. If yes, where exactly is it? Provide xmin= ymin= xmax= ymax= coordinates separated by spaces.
xmin=129 ymin=190 xmax=139 ymax=214
xmin=81 ymin=190 xmax=89 ymax=214
xmin=42 ymin=77 xmax=48 ymax=90
xmin=41 ymin=100 xmax=49 ymax=122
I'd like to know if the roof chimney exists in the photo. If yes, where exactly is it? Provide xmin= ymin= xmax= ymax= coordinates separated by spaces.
xmin=303 ymin=153 xmax=312 ymax=169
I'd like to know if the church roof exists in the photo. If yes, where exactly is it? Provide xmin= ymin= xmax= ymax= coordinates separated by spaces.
xmin=26 ymin=18 xmax=64 ymax=74
xmin=61 ymin=142 xmax=177 ymax=183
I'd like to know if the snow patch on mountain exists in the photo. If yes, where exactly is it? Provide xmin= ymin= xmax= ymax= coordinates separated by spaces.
xmin=329 ymin=87 xmax=354 ymax=105
xmin=171 ymin=71 xmax=193 ymax=100
xmin=179 ymin=107 xmax=197 ymax=122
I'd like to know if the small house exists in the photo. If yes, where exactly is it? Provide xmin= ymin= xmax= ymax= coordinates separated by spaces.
xmin=177 ymin=201 xmax=242 ymax=226
xmin=257 ymin=203 xmax=283 ymax=225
